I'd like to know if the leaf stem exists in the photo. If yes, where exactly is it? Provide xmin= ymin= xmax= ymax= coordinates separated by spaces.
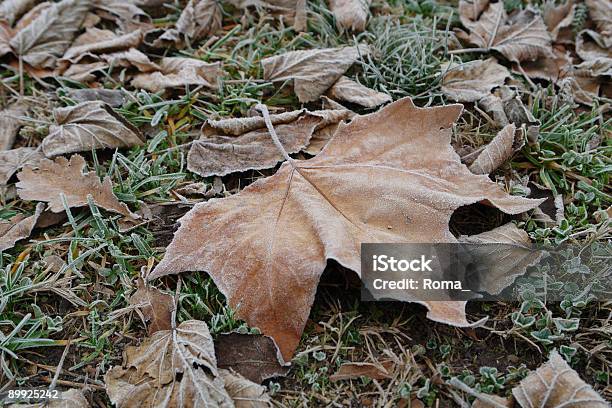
xmin=255 ymin=103 xmax=295 ymax=167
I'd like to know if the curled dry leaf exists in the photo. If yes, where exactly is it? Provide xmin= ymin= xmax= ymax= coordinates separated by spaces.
xmin=187 ymin=109 xmax=351 ymax=177
xmin=160 ymin=0 xmax=222 ymax=44
xmin=471 ymin=395 xmax=512 ymax=408
xmin=542 ymin=0 xmax=575 ymax=42
xmin=262 ymin=45 xmax=370 ymax=103
xmin=441 ymin=58 xmax=510 ymax=102
xmin=226 ymin=0 xmax=306 ymax=31
xmin=215 ymin=333 xmax=289 ymax=384
xmin=459 ymin=222 xmax=544 ymax=294
xmin=326 ymin=76 xmax=392 ymax=108
xmin=59 ymin=27 xmax=143 ymax=67
xmin=149 ymin=98 xmax=544 ymax=361
xmin=576 ymin=30 xmax=611 ymax=62
xmin=458 ymin=0 xmax=489 ymax=30
xmin=0 ymin=102 xmax=27 ymax=150
xmin=330 ymin=360 xmax=395 ymax=381
xmin=105 ymin=320 xmax=234 ymax=408
xmin=513 ymin=350 xmax=608 ymax=407
xmin=41 ymin=101 xmax=144 ymax=157
xmin=328 ymin=0 xmax=371 ymax=32
xmin=468 ymin=124 xmax=519 ymax=175
xmin=16 ymin=154 xmax=138 ymax=221
xmin=94 ymin=1 xmax=152 ymax=34
xmin=512 ymin=47 xmax=572 ymax=82
xmin=220 ymin=369 xmax=272 ymax=408
xmin=128 ymin=279 xmax=174 ymax=334
xmin=460 ymin=1 xmax=552 ymax=63
xmin=0 ymin=202 xmax=43 ymax=252
xmin=0 ymin=146 xmax=44 ymax=185
xmin=586 ymin=0 xmax=612 ymax=47
xmin=9 ymin=0 xmax=92 ymax=69
xmin=131 ymin=57 xmax=222 ymax=92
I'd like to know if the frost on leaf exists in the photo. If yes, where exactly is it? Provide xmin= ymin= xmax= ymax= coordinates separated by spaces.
xmin=104 ymin=320 xmax=234 ymax=408
xmin=0 ymin=202 xmax=43 ymax=251
xmin=262 ymin=45 xmax=370 ymax=103
xmin=512 ymin=349 xmax=608 ymax=407
xmin=468 ymin=124 xmax=519 ymax=175
xmin=460 ymin=1 xmax=553 ymax=63
xmin=42 ymin=101 xmax=144 ymax=157
xmin=441 ymin=58 xmax=510 ymax=102
xmin=0 ymin=146 xmax=44 ymax=186
xmin=16 ymin=155 xmax=138 ymax=221
xmin=131 ymin=57 xmax=222 ymax=92
xmin=326 ymin=76 xmax=392 ymax=108
xmin=187 ymin=109 xmax=351 ymax=177
xmin=128 ymin=279 xmax=174 ymax=335
xmin=149 ymin=98 xmax=544 ymax=361
xmin=328 ymin=0 xmax=371 ymax=32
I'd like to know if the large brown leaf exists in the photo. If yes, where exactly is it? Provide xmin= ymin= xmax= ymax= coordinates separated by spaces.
xmin=105 ymin=320 xmax=234 ymax=408
xmin=16 ymin=154 xmax=138 ymax=220
xmin=9 ymin=0 xmax=92 ymax=69
xmin=262 ymin=45 xmax=369 ymax=103
xmin=512 ymin=350 xmax=608 ymax=407
xmin=441 ymin=58 xmax=510 ymax=102
xmin=41 ymin=101 xmax=144 ymax=157
xmin=149 ymin=98 xmax=543 ymax=360
xmin=462 ymin=2 xmax=552 ymax=63
xmin=328 ymin=0 xmax=371 ymax=32
xmin=187 ymin=109 xmax=350 ymax=177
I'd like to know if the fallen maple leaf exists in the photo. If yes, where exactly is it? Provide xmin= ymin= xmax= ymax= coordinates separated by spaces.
xmin=326 ymin=76 xmax=392 ymax=108
xmin=149 ymin=98 xmax=544 ymax=360
xmin=513 ymin=350 xmax=608 ymax=407
xmin=328 ymin=0 xmax=371 ymax=32
xmin=220 ymin=369 xmax=272 ymax=408
xmin=441 ymin=58 xmax=510 ymax=103
xmin=41 ymin=101 xmax=144 ymax=157
xmin=0 ymin=202 xmax=43 ymax=251
xmin=0 ymin=146 xmax=43 ymax=186
xmin=187 ymin=109 xmax=351 ymax=177
xmin=262 ymin=45 xmax=370 ymax=103
xmin=16 ymin=154 xmax=138 ymax=221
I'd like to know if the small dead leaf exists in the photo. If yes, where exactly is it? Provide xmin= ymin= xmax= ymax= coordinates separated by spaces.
xmin=67 ymin=88 xmax=126 ymax=107
xmin=105 ymin=320 xmax=234 ymax=408
xmin=128 ymin=278 xmax=174 ymax=334
xmin=326 ymin=76 xmax=391 ymax=108
xmin=459 ymin=222 xmax=544 ymax=295
xmin=0 ymin=202 xmax=43 ymax=251
xmin=0 ymin=146 xmax=44 ymax=185
xmin=94 ymin=1 xmax=152 ymax=34
xmin=161 ymin=0 xmax=222 ymax=44
xmin=513 ymin=47 xmax=572 ymax=82
xmin=461 ymin=2 xmax=552 ymax=63
xmin=187 ymin=109 xmax=350 ymax=177
xmin=513 ymin=349 xmax=608 ymax=407
xmin=215 ymin=333 xmax=289 ymax=384
xmin=543 ymin=0 xmax=575 ymax=42
xmin=262 ymin=45 xmax=370 ymax=103
xmin=220 ymin=369 xmax=272 ymax=408
xmin=586 ymin=0 xmax=612 ymax=47
xmin=9 ymin=0 xmax=92 ymax=69
xmin=471 ymin=395 xmax=512 ymax=408
xmin=330 ymin=360 xmax=395 ymax=381
xmin=226 ymin=0 xmax=306 ymax=31
xmin=131 ymin=57 xmax=222 ymax=92
xmin=328 ymin=0 xmax=371 ymax=32
xmin=0 ymin=102 xmax=27 ymax=150
xmin=468 ymin=124 xmax=518 ymax=175
xmin=149 ymin=98 xmax=543 ymax=360
xmin=16 ymin=154 xmax=138 ymax=220
xmin=59 ymin=27 xmax=143 ymax=68
xmin=458 ymin=0 xmax=489 ymax=30
xmin=41 ymin=101 xmax=144 ymax=157
xmin=441 ymin=58 xmax=510 ymax=102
